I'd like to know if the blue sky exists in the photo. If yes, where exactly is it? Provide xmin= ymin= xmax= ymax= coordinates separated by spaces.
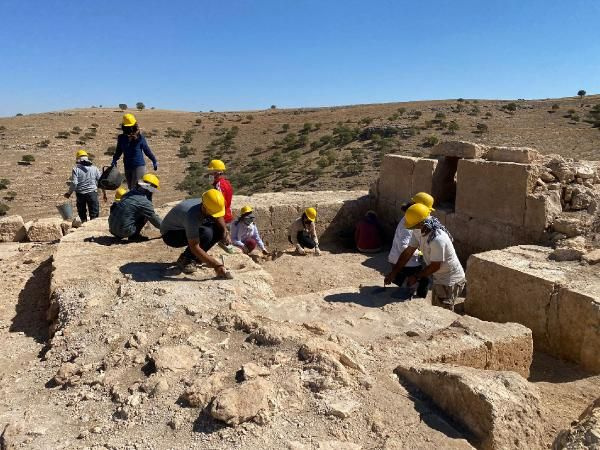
xmin=1 ymin=0 xmax=598 ymax=116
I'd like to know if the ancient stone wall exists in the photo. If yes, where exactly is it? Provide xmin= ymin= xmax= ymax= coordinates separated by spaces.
xmin=373 ymin=141 xmax=600 ymax=260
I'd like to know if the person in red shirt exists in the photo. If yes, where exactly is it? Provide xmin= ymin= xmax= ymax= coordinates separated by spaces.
xmin=354 ymin=210 xmax=383 ymax=253
xmin=207 ymin=159 xmax=233 ymax=224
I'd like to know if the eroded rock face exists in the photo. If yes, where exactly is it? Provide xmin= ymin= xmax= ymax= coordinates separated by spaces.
xmin=553 ymin=397 xmax=600 ymax=449
xmin=26 ymin=217 xmax=63 ymax=242
xmin=210 ymin=379 xmax=273 ymax=426
xmin=395 ymin=363 xmax=544 ymax=450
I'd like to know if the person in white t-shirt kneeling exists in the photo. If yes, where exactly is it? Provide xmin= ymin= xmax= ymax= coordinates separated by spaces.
xmin=384 ymin=203 xmax=465 ymax=310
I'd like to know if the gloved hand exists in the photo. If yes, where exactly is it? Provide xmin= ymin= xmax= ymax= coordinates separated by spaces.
xmin=295 ymin=244 xmax=306 ymax=256
xmin=314 ymin=247 xmax=322 ymax=256
xmin=153 ymin=162 xmax=158 ymax=171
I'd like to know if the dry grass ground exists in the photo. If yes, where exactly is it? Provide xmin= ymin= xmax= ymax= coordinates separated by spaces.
xmin=0 ymin=95 xmax=599 ymax=221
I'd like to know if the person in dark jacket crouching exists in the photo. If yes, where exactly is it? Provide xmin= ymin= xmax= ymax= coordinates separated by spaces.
xmin=109 ymin=174 xmax=162 ymax=241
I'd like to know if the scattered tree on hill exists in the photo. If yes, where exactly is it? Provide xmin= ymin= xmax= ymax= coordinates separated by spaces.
xmin=119 ymin=104 xmax=128 ymax=111
xmin=136 ymin=102 xmax=145 ymax=111
xmin=577 ymin=90 xmax=586 ymax=102
xmin=270 ymin=105 xmax=277 ymax=109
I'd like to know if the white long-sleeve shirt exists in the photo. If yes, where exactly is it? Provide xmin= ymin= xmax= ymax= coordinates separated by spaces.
xmin=288 ymin=217 xmax=319 ymax=247
xmin=388 ymin=217 xmax=420 ymax=267
xmin=230 ymin=220 xmax=266 ymax=251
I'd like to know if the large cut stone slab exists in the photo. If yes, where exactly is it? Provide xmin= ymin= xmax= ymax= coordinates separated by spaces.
xmin=456 ymin=160 xmax=536 ymax=227
xmin=466 ymin=246 xmax=600 ymax=372
xmin=430 ymin=141 xmax=487 ymax=159
xmin=484 ymin=146 xmax=541 ymax=164
xmin=395 ymin=363 xmax=544 ymax=450
xmin=0 ymin=215 xmax=26 ymax=242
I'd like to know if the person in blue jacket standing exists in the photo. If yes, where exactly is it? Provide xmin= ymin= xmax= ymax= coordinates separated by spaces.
xmin=111 ymin=113 xmax=158 ymax=189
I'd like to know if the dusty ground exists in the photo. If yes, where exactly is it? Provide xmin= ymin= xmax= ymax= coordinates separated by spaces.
xmin=1 ymin=95 xmax=600 ymax=221
xmin=1 ymin=234 xmax=598 ymax=449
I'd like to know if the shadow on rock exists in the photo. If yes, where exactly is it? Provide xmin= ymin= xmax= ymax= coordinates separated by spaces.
xmin=396 ymin=376 xmax=471 ymax=444
xmin=10 ymin=257 xmax=52 ymax=344
xmin=324 ymin=285 xmax=416 ymax=308
xmin=528 ymin=351 xmax=595 ymax=383
xmin=120 ymin=262 xmax=179 ymax=282
xmin=192 ymin=410 xmax=227 ymax=434
xmin=359 ymin=251 xmax=390 ymax=273
xmin=83 ymin=236 xmax=124 ymax=246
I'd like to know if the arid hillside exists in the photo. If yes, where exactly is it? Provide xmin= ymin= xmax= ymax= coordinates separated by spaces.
xmin=0 ymin=95 xmax=599 ymax=220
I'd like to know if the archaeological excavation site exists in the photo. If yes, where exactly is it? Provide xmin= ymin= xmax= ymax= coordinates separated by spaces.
xmin=0 ymin=140 xmax=599 ymax=449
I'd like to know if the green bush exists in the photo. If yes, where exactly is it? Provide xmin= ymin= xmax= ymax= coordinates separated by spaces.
xmin=388 ymin=113 xmax=400 ymax=121
xmin=71 ymin=126 xmax=82 ymax=134
xmin=165 ymin=127 xmax=183 ymax=138
xmin=301 ymin=122 xmax=313 ymax=133
xmin=577 ymin=90 xmax=586 ymax=99
xmin=551 ymin=103 xmax=560 ymax=110
xmin=270 ymin=105 xmax=277 ymax=109
xmin=3 ymin=191 xmax=16 ymax=201
xmin=136 ymin=102 xmax=145 ymax=111
xmin=457 ymin=98 xmax=465 ymax=102
xmin=476 ymin=123 xmax=489 ymax=133
xmin=410 ymin=110 xmax=422 ymax=120
xmin=448 ymin=121 xmax=459 ymax=134
xmin=22 ymin=154 xmax=35 ymax=162
xmin=281 ymin=123 xmax=290 ymax=133
xmin=15 ymin=113 xmax=23 ymax=117
xmin=119 ymin=104 xmax=127 ymax=111
xmin=38 ymin=139 xmax=51 ymax=148
xmin=0 ymin=202 xmax=9 ymax=216
xmin=503 ymin=102 xmax=517 ymax=112
xmin=423 ymin=135 xmax=439 ymax=147
xmin=0 ymin=178 xmax=10 ymax=190
xmin=468 ymin=106 xmax=480 ymax=116
xmin=358 ymin=117 xmax=373 ymax=126
xmin=571 ymin=114 xmax=580 ymax=122
xmin=434 ymin=112 xmax=446 ymax=120
xmin=178 ymin=145 xmax=196 ymax=158
xmin=56 ymin=131 xmax=70 ymax=139
xmin=397 ymin=107 xmax=406 ymax=114
xmin=485 ymin=112 xmax=493 ymax=118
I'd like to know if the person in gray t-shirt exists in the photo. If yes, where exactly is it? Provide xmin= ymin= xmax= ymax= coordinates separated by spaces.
xmin=160 ymin=189 xmax=232 ymax=278
xmin=64 ymin=150 xmax=106 ymax=222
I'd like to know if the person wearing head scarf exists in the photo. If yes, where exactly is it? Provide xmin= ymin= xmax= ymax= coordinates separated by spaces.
xmin=230 ymin=206 xmax=269 ymax=255
xmin=64 ymin=150 xmax=106 ymax=222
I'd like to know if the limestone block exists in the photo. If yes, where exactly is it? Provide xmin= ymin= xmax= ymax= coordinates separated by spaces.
xmin=430 ymin=141 xmax=487 ymax=159
xmin=456 ymin=160 xmax=535 ymax=227
xmin=465 ymin=249 xmax=560 ymax=352
xmin=583 ymin=249 xmax=600 ymax=265
xmin=210 ymin=379 xmax=273 ymax=426
xmin=485 ymin=146 xmax=541 ymax=164
xmin=552 ymin=215 xmax=585 ymax=237
xmin=379 ymin=154 xmax=416 ymax=203
xmin=26 ymin=217 xmax=64 ymax=242
xmin=553 ymin=288 xmax=600 ymax=372
xmin=395 ymin=363 xmax=543 ymax=450
xmin=0 ymin=215 xmax=26 ymax=242
xmin=269 ymin=204 xmax=299 ymax=229
xmin=412 ymin=158 xmax=437 ymax=196
xmin=524 ymin=191 xmax=562 ymax=238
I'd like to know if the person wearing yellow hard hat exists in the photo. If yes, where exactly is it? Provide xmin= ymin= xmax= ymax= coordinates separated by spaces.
xmin=64 ymin=149 xmax=107 ymax=222
xmin=110 ymin=187 xmax=128 ymax=214
xmin=111 ymin=113 xmax=159 ymax=189
xmin=387 ymin=192 xmax=437 ymax=298
xmin=160 ymin=189 xmax=232 ymax=278
xmin=207 ymin=159 xmax=234 ymax=224
xmin=230 ymin=205 xmax=270 ymax=255
xmin=108 ymin=174 xmax=162 ymax=241
xmin=385 ymin=202 xmax=465 ymax=310
xmin=287 ymin=207 xmax=321 ymax=256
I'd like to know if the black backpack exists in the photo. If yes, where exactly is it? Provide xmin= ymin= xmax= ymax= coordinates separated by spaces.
xmin=99 ymin=165 xmax=124 ymax=190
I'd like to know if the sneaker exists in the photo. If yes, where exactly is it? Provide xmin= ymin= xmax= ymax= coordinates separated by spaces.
xmin=176 ymin=254 xmax=197 ymax=274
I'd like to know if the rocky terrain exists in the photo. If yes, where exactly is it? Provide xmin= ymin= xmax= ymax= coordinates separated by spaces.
xmin=1 ymin=95 xmax=600 ymax=221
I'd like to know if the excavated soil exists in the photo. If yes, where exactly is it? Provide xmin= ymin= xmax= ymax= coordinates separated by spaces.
xmin=0 ymin=224 xmax=599 ymax=449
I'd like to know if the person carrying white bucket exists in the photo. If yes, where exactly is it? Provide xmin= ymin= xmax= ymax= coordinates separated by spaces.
xmin=64 ymin=150 xmax=106 ymax=222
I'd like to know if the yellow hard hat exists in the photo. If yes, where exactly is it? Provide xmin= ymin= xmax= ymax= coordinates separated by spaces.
xmin=76 ymin=149 xmax=88 ymax=158
xmin=240 ymin=205 xmax=253 ymax=215
xmin=202 ymin=189 xmax=225 ymax=218
xmin=122 ymin=113 xmax=137 ymax=127
xmin=304 ymin=207 xmax=317 ymax=222
xmin=115 ymin=187 xmax=127 ymax=201
xmin=207 ymin=159 xmax=226 ymax=172
xmin=411 ymin=192 xmax=435 ymax=211
xmin=142 ymin=173 xmax=160 ymax=190
xmin=404 ymin=203 xmax=431 ymax=229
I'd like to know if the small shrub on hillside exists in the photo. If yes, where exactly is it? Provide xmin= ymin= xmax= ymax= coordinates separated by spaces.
xmin=0 ymin=203 xmax=9 ymax=216
xmin=358 ymin=117 xmax=373 ymax=126
xmin=0 ymin=126 xmax=6 ymax=132
xmin=551 ymin=103 xmax=560 ymax=110
xmin=475 ymin=123 xmax=489 ymax=133
xmin=301 ymin=122 xmax=313 ymax=133
xmin=423 ymin=135 xmax=439 ymax=147
xmin=281 ymin=123 xmax=290 ymax=133
xmin=181 ymin=129 xmax=195 ymax=144
xmin=16 ymin=113 xmax=23 ymax=117
xmin=397 ymin=107 xmax=406 ymax=114
xmin=468 ymin=106 xmax=480 ymax=116
xmin=503 ymin=102 xmax=517 ymax=112
xmin=434 ymin=112 xmax=446 ymax=120
xmin=165 ymin=128 xmax=183 ymax=138
xmin=314 ymin=122 xmax=322 ymax=130
xmin=91 ymin=123 xmax=99 ymax=128
xmin=76 ymin=140 xmax=86 ymax=145
xmin=178 ymin=145 xmax=196 ymax=158
xmin=3 ymin=191 xmax=16 ymax=201
xmin=409 ymin=110 xmax=422 ymax=120
xmin=571 ymin=114 xmax=580 ymax=122
xmin=424 ymin=120 xmax=434 ymax=129
xmin=457 ymin=98 xmax=464 ymax=102
xmin=448 ymin=121 xmax=459 ymax=134
xmin=56 ymin=131 xmax=70 ymax=139
xmin=246 ymin=115 xmax=254 ymax=121
xmin=105 ymin=145 xmax=117 ymax=155
xmin=38 ymin=139 xmax=51 ymax=148
xmin=0 ymin=179 xmax=10 ymax=190
xmin=119 ymin=104 xmax=128 ymax=111
xmin=71 ymin=126 xmax=82 ymax=134
xmin=388 ymin=113 xmax=400 ymax=121
xmin=195 ymin=118 xmax=202 ymax=125
xmin=484 ymin=112 xmax=493 ymax=118
xmin=22 ymin=154 xmax=35 ymax=163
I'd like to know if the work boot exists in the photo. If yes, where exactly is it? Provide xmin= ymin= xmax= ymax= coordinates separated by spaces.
xmin=176 ymin=253 xmax=197 ymax=274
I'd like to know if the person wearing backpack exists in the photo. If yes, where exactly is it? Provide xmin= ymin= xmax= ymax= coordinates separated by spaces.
xmin=111 ymin=114 xmax=158 ymax=189
xmin=64 ymin=150 xmax=106 ymax=222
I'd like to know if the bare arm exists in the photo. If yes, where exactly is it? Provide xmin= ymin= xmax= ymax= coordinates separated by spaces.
xmin=384 ymin=246 xmax=418 ymax=285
